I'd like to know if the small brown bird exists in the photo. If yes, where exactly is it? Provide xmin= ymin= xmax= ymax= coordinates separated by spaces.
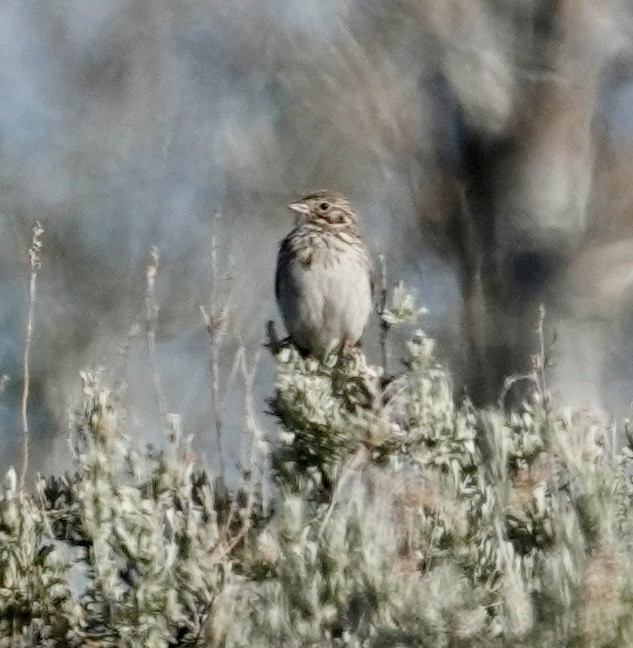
xmin=275 ymin=190 xmax=373 ymax=358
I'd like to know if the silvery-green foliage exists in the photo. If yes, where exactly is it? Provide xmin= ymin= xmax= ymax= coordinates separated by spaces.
xmin=262 ymin=296 xmax=633 ymax=646
xmin=6 ymin=290 xmax=633 ymax=646
xmin=0 ymin=467 xmax=77 ymax=646
xmin=16 ymin=371 xmax=234 ymax=647
xmin=380 ymin=281 xmax=428 ymax=326
xmin=271 ymin=347 xmax=382 ymax=496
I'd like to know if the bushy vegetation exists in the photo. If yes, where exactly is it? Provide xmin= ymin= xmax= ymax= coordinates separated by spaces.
xmin=3 ymin=290 xmax=633 ymax=647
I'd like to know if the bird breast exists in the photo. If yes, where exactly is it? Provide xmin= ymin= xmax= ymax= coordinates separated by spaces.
xmin=277 ymin=227 xmax=372 ymax=356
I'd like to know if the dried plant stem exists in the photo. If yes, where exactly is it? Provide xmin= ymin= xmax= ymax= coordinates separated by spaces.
xmin=239 ymin=343 xmax=263 ymax=464
xmin=318 ymin=444 xmax=371 ymax=539
xmin=213 ymin=343 xmax=266 ymax=559
xmin=237 ymin=342 xmax=265 ymax=513
xmin=378 ymin=253 xmax=389 ymax=373
xmin=20 ymin=222 xmax=44 ymax=492
xmin=145 ymin=247 xmax=168 ymax=421
xmin=210 ymin=328 xmax=226 ymax=485
xmin=498 ymin=304 xmax=549 ymax=408
xmin=113 ymin=321 xmax=142 ymax=398
xmin=202 ymin=211 xmax=234 ymax=485
xmin=535 ymin=303 xmax=548 ymax=397
xmin=455 ymin=184 xmax=492 ymax=402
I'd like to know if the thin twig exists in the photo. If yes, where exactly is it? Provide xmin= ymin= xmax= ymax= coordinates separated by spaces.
xmin=112 ymin=321 xmax=142 ymax=399
xmin=535 ymin=303 xmax=548 ymax=398
xmin=455 ymin=184 xmax=491 ymax=401
xmin=210 ymin=212 xmax=225 ymax=483
xmin=497 ymin=304 xmax=549 ymax=409
xmin=198 ymin=321 xmax=240 ymax=505
xmin=498 ymin=372 xmax=538 ymax=410
xmin=318 ymin=444 xmax=371 ymax=539
xmin=144 ymin=246 xmax=168 ymax=421
xmin=20 ymin=222 xmax=44 ymax=492
xmin=212 ymin=342 xmax=266 ymax=559
xmin=377 ymin=253 xmax=389 ymax=373
xmin=240 ymin=341 xmax=263 ymax=450
xmin=218 ymin=343 xmax=253 ymax=539
xmin=239 ymin=342 xmax=267 ymax=511
xmin=203 ymin=211 xmax=234 ymax=485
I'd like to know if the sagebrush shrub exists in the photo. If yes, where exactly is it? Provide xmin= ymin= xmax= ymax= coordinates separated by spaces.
xmin=2 ymin=300 xmax=633 ymax=647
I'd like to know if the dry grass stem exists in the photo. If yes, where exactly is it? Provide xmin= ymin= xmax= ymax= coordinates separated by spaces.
xmin=144 ymin=246 xmax=168 ymax=421
xmin=202 ymin=210 xmax=235 ymax=485
xmin=378 ymin=252 xmax=390 ymax=373
xmin=214 ymin=340 xmax=267 ymax=557
xmin=498 ymin=305 xmax=550 ymax=408
xmin=20 ymin=221 xmax=44 ymax=492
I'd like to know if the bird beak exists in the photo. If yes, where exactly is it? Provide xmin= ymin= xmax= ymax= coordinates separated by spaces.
xmin=288 ymin=201 xmax=310 ymax=216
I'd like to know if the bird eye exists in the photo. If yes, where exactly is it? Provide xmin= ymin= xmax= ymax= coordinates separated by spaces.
xmin=319 ymin=202 xmax=330 ymax=211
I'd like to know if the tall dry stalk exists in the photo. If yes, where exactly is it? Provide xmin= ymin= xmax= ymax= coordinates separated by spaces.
xmin=378 ymin=252 xmax=389 ymax=374
xmin=145 ymin=246 xmax=168 ymax=421
xmin=20 ymin=222 xmax=44 ymax=491
xmin=201 ymin=211 xmax=233 ymax=485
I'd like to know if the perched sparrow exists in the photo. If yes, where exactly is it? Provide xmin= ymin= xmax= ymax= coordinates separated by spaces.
xmin=275 ymin=190 xmax=373 ymax=358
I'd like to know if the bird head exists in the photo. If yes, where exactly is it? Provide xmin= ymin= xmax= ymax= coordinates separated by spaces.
xmin=288 ymin=190 xmax=357 ymax=227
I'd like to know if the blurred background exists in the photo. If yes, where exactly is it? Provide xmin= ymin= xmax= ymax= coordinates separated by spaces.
xmin=2 ymin=0 xmax=633 ymax=478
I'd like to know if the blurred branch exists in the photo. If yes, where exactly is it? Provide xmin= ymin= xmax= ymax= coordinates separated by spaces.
xmin=213 ymin=328 xmax=268 ymax=558
xmin=20 ymin=221 xmax=44 ymax=492
xmin=377 ymin=253 xmax=389 ymax=374
xmin=144 ymin=246 xmax=168 ymax=422
xmin=498 ymin=304 xmax=552 ymax=409
xmin=212 ymin=346 xmax=263 ymax=561
xmin=201 ymin=210 xmax=235 ymax=486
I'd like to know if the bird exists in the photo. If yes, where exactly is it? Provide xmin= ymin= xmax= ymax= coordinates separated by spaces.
xmin=275 ymin=189 xmax=373 ymax=359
